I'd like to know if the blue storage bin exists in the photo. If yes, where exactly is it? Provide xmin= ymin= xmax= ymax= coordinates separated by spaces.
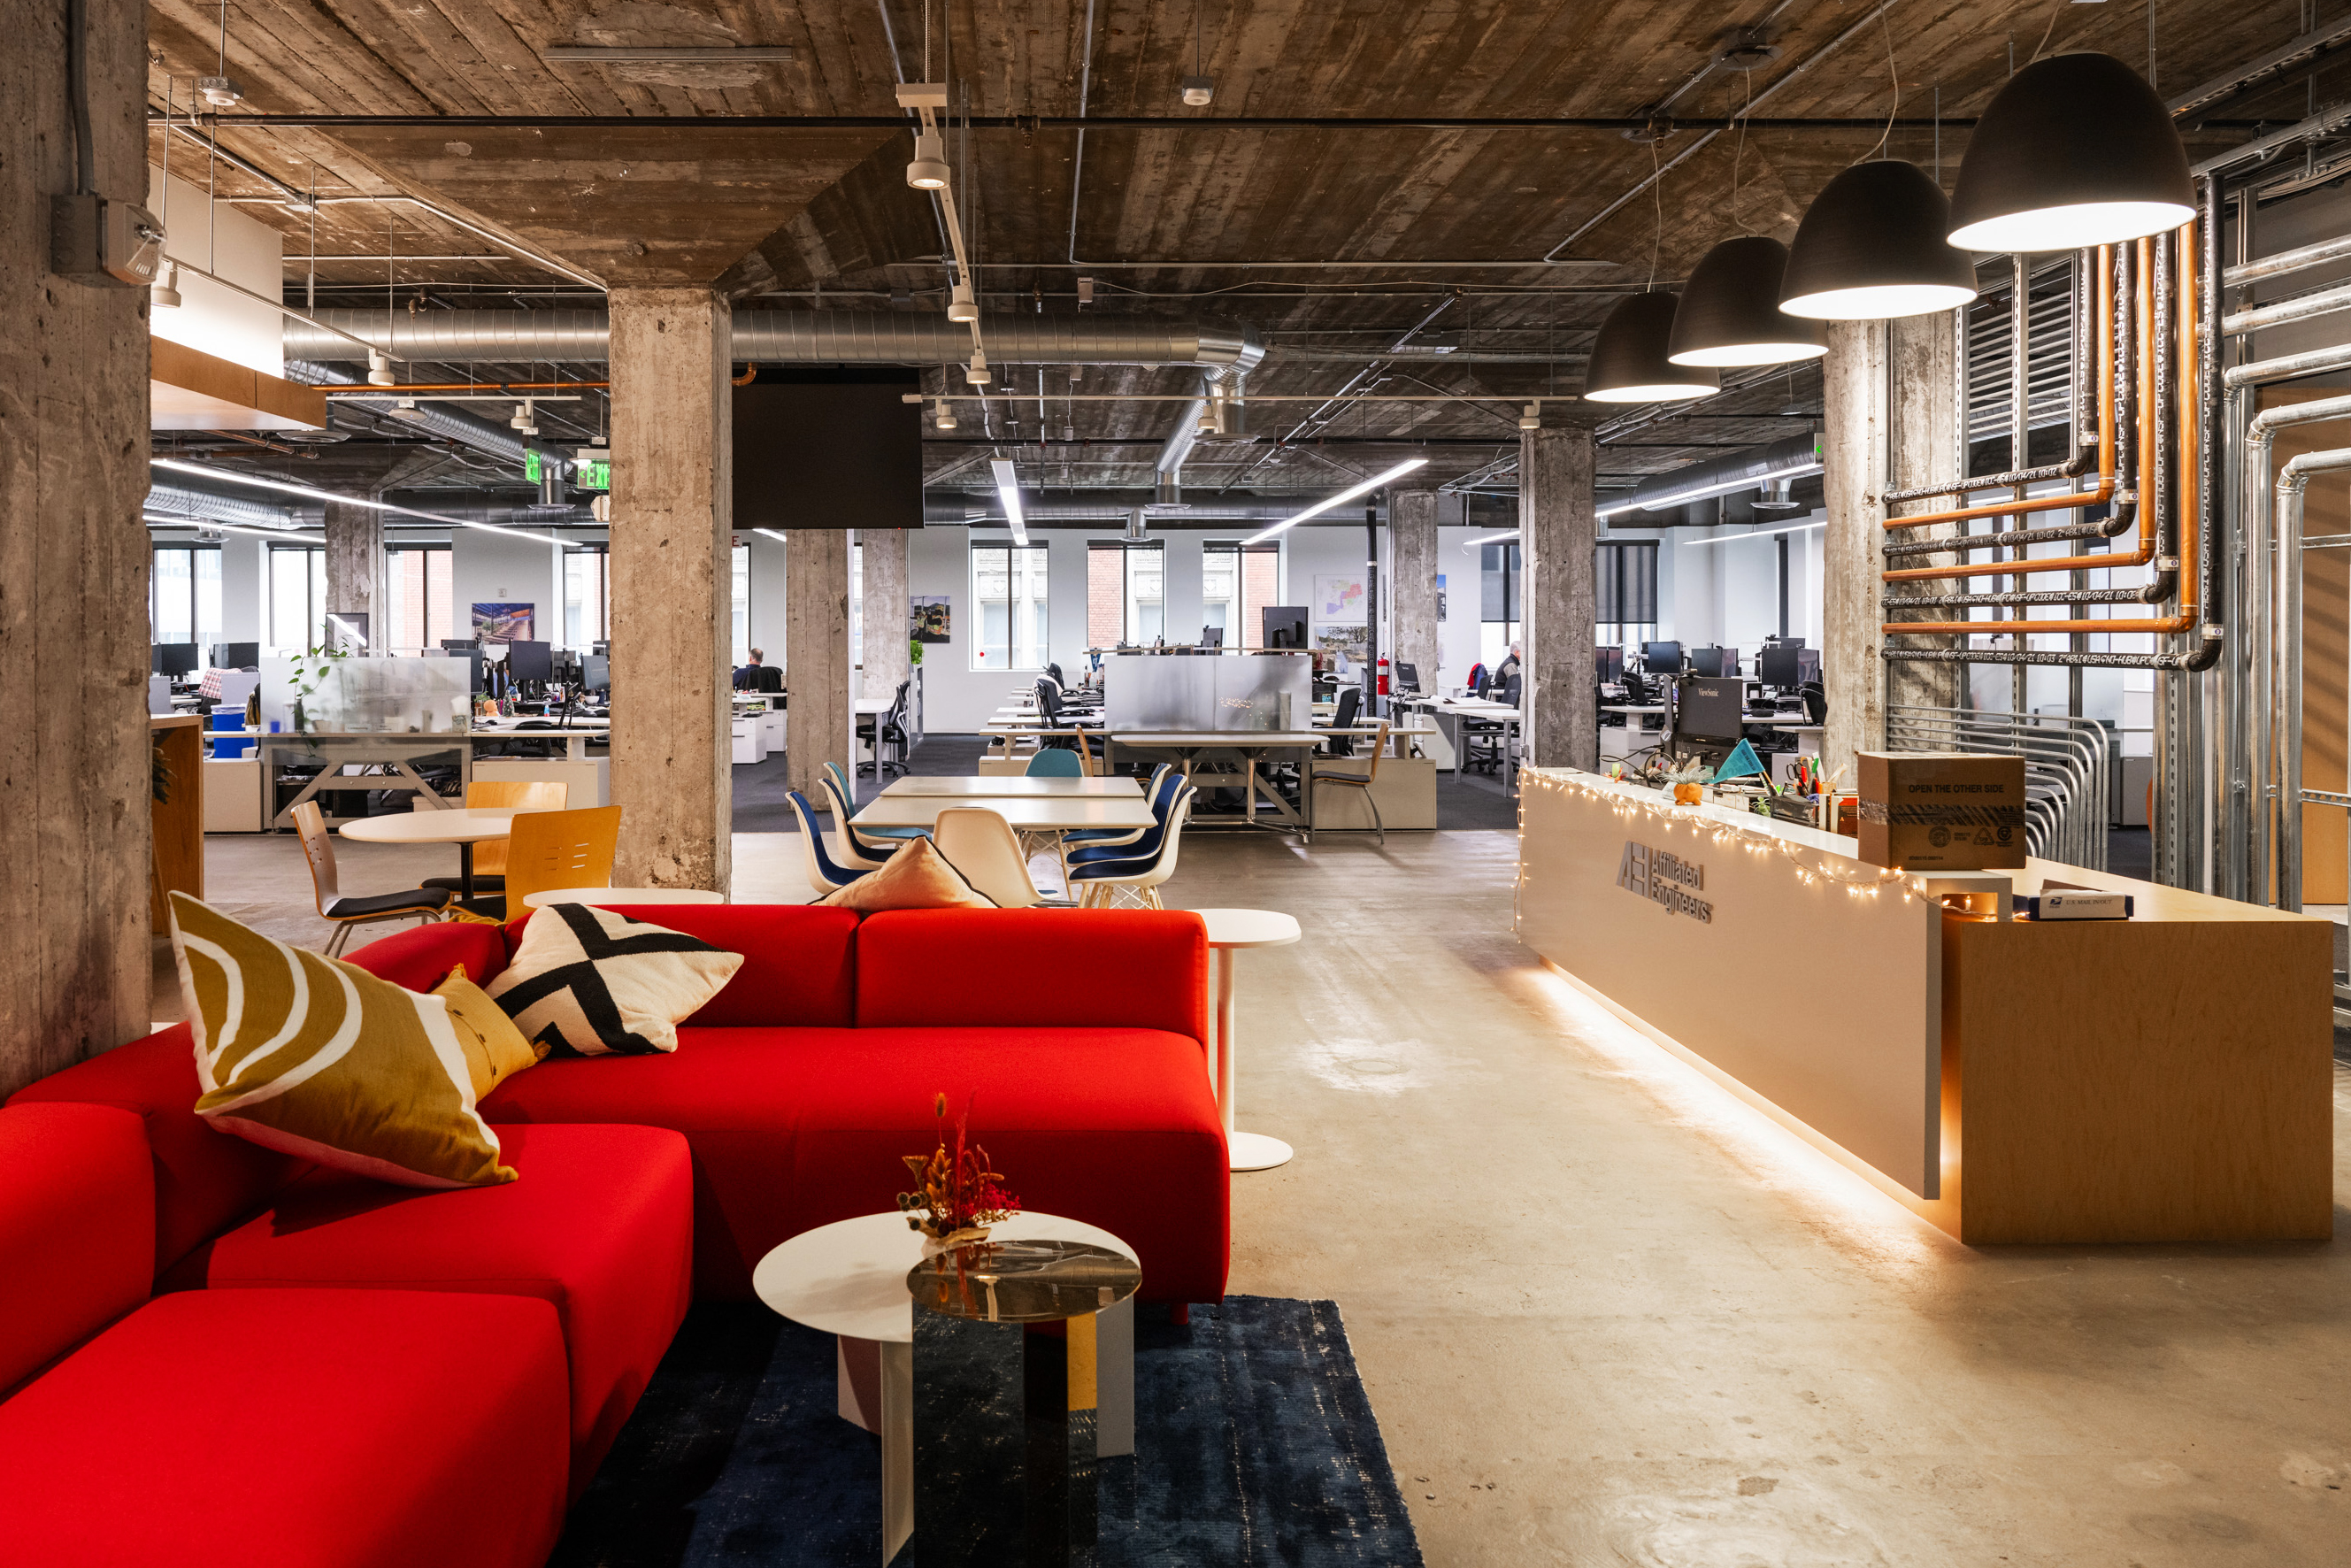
xmin=209 ymin=711 xmax=244 ymax=731
xmin=211 ymin=736 xmax=255 ymax=759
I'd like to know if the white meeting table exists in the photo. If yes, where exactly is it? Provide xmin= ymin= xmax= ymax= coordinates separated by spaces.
xmin=880 ymin=776 xmax=1143 ymax=799
xmin=849 ymin=795 xmax=1157 ymax=833
xmin=336 ymin=805 xmax=524 ymax=903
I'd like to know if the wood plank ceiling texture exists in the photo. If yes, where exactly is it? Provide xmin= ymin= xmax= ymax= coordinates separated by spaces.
xmin=145 ymin=0 xmax=2321 ymax=503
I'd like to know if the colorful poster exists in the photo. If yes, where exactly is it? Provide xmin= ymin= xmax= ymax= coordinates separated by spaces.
xmin=910 ymin=596 xmax=952 ymax=643
xmin=1313 ymin=575 xmax=1366 ymax=623
xmin=472 ymin=602 xmax=534 ymax=642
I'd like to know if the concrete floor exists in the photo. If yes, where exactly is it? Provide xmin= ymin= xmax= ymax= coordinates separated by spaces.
xmin=176 ymin=824 xmax=2351 ymax=1566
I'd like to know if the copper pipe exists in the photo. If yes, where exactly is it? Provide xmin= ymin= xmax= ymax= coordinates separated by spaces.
xmin=332 ymin=380 xmax=611 ymax=393
xmin=734 ymin=362 xmax=759 ymax=386
xmin=1886 ymin=225 xmax=2201 ymax=637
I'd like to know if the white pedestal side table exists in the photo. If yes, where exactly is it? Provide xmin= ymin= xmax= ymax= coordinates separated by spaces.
xmin=1192 ymin=908 xmax=1303 ymax=1172
xmin=751 ymin=1211 xmax=1136 ymax=1565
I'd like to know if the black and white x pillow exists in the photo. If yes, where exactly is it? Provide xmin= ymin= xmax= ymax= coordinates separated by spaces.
xmin=487 ymin=903 xmax=744 ymax=1057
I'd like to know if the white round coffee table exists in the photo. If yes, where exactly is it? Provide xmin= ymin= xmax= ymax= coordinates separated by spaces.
xmin=520 ymin=887 xmax=726 ymax=911
xmin=337 ymin=806 xmax=525 ymax=903
xmin=1192 ymin=908 xmax=1302 ymax=1172
xmin=754 ymin=1211 xmax=1138 ymax=1564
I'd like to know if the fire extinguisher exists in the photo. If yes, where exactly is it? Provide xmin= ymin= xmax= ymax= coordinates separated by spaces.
xmin=1377 ymin=656 xmax=1391 ymax=696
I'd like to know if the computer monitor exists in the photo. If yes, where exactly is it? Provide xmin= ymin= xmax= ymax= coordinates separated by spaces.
xmin=1757 ymin=643 xmax=1802 ymax=688
xmin=580 ymin=654 xmax=611 ymax=695
xmin=211 ymin=642 xmax=259 ymax=670
xmin=1688 ymin=646 xmax=1728 ymax=678
xmin=1672 ymin=677 xmax=1748 ymax=758
xmin=151 ymin=643 xmax=199 ymax=679
xmin=505 ymin=640 xmax=554 ymax=683
xmin=1395 ymin=661 xmax=1419 ymax=692
xmin=1199 ymin=626 xmax=1224 ymax=649
xmin=1642 ymin=641 xmax=1683 ymax=675
xmin=1594 ymin=646 xmax=1625 ymax=683
xmin=441 ymin=638 xmax=477 ymax=652
xmin=1261 ymin=606 xmax=1310 ymax=650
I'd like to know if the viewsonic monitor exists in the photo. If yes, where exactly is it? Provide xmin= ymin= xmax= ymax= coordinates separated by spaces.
xmin=581 ymin=654 xmax=611 ymax=694
xmin=1689 ymin=646 xmax=1731 ymax=678
xmin=1672 ymin=677 xmax=1747 ymax=759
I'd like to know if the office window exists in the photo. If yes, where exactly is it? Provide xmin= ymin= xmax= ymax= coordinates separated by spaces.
xmin=1087 ymin=540 xmax=1163 ymax=646
xmin=150 ymin=544 xmax=221 ymax=649
xmin=1202 ymin=542 xmax=1280 ymax=645
xmin=384 ymin=544 xmax=453 ymax=651
xmin=268 ymin=545 xmax=327 ymax=653
xmin=1596 ymin=541 xmax=1659 ymax=643
xmin=1479 ymin=542 xmax=1521 ymax=670
xmin=732 ymin=542 xmax=750 ymax=664
xmin=564 ymin=546 xmax=610 ymax=648
xmin=972 ymin=543 xmax=1049 ymax=670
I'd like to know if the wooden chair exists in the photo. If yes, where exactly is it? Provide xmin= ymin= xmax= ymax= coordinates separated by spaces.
xmin=502 ymin=806 xmax=622 ymax=916
xmin=1312 ymin=719 xmax=1391 ymax=845
xmin=422 ymin=780 xmax=566 ymax=895
xmin=290 ymin=802 xmax=451 ymax=957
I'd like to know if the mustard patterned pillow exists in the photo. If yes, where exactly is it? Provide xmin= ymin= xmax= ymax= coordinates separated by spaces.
xmin=169 ymin=895 xmax=515 ymax=1188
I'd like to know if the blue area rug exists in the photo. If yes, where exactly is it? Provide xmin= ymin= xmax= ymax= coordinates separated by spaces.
xmin=554 ymin=1296 xmax=1424 ymax=1567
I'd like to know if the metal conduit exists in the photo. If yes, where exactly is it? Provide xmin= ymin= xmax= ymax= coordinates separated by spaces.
xmin=285 ymin=361 xmax=580 ymax=471
xmin=283 ymin=311 xmax=1266 ymax=373
xmin=143 ymin=480 xmax=303 ymax=529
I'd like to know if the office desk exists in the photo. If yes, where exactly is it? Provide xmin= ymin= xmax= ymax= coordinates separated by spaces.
xmin=881 ymin=776 xmax=1143 ymax=799
xmin=1413 ymin=700 xmax=1525 ymax=790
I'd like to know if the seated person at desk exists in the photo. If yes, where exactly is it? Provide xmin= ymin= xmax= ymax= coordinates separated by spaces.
xmin=1491 ymin=642 xmax=1523 ymax=693
xmin=733 ymin=648 xmax=783 ymax=694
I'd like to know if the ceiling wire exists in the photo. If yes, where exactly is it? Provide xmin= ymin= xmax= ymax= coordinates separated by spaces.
xmin=1867 ymin=8 xmax=1899 ymax=161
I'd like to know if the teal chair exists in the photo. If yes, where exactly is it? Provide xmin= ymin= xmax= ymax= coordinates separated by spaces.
xmin=824 ymin=759 xmax=926 ymax=844
xmin=1026 ymin=749 xmax=1084 ymax=778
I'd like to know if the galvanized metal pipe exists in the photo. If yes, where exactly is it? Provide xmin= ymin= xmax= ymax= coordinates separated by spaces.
xmin=2268 ymin=447 xmax=2351 ymax=908
xmin=2221 ymin=281 xmax=2351 ymax=336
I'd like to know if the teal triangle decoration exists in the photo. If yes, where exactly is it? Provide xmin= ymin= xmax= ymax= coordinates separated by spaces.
xmin=1711 ymin=738 xmax=1767 ymax=782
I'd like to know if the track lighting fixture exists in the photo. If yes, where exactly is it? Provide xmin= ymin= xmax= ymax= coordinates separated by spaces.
xmin=906 ymin=130 xmax=950 ymax=190
xmin=1667 ymin=237 xmax=1826 ymax=367
xmin=509 ymin=399 xmax=537 ymax=435
xmin=150 ymin=260 xmax=182 ymax=311
xmin=1947 ymin=52 xmax=2193 ymax=253
xmin=1779 ymin=160 xmax=1978 ymax=320
xmin=933 ymin=398 xmax=957 ymax=431
xmin=965 ymin=350 xmax=991 ymax=385
xmin=366 ymin=350 xmax=395 ymax=388
xmin=1181 ymin=75 xmax=1215 ymax=105
xmin=947 ymin=281 xmax=978 ymax=323
xmin=1582 ymin=293 xmax=1719 ymax=404
xmin=1519 ymin=403 xmax=1540 ymax=431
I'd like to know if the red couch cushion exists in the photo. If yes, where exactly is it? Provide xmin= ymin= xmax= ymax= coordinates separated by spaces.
xmin=342 ymin=918 xmax=510 ymax=990
xmin=0 ymin=1287 xmax=570 ymax=1568
xmin=494 ymin=903 xmax=862 ymax=1026
xmin=483 ymin=1026 xmax=1228 ymax=1303
xmin=165 ymin=1122 xmax=692 ymax=1498
xmin=855 ymin=910 xmax=1209 ymax=1042
xmin=0 ymin=1104 xmax=153 ymax=1395
xmin=6 ymin=1027 xmax=299 ymax=1280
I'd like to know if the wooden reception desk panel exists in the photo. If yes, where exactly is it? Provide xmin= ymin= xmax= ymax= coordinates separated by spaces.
xmin=1946 ymin=865 xmax=2334 ymax=1244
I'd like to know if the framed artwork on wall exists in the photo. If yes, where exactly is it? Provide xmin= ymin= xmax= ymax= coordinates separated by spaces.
xmin=1313 ymin=575 xmax=1366 ymax=623
xmin=472 ymin=603 xmax=534 ymax=642
xmin=910 ymin=596 xmax=952 ymax=643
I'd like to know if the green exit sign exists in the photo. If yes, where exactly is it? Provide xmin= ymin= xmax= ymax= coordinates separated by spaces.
xmin=582 ymin=460 xmax=611 ymax=490
xmin=524 ymin=451 xmax=542 ymax=483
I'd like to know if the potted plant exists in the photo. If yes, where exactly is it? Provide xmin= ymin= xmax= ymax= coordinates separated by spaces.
xmin=898 ymin=1093 xmax=1018 ymax=1257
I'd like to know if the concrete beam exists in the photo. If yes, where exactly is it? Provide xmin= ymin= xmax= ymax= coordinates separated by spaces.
xmin=1389 ymin=489 xmax=1440 ymax=696
xmin=0 ymin=0 xmax=153 ymax=1095
xmin=787 ymin=531 xmax=854 ymax=805
xmin=859 ymin=528 xmax=911 ymax=706
xmin=1885 ymin=311 xmax=1965 ymax=712
xmin=322 ymin=501 xmax=380 ymax=644
xmin=607 ymin=287 xmax=733 ymax=892
xmin=1521 ymin=428 xmax=1595 ymax=768
xmin=1823 ymin=320 xmax=1889 ymax=781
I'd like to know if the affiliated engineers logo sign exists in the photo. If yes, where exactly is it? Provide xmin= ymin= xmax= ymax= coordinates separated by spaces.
xmin=1617 ymin=841 xmax=1715 ymax=923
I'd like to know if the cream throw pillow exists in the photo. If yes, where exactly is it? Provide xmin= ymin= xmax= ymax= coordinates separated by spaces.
xmin=818 ymin=835 xmax=999 ymax=911
xmin=169 ymin=894 xmax=515 ymax=1188
xmin=487 ymin=903 xmax=744 ymax=1057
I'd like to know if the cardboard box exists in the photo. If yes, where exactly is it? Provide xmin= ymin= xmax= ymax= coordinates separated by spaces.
xmin=1855 ymin=752 xmax=2028 ymax=870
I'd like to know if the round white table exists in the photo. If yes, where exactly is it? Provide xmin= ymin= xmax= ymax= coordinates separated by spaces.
xmin=336 ymin=806 xmax=524 ymax=903
xmin=1193 ymin=908 xmax=1303 ymax=1172
xmin=753 ymin=1211 xmax=1137 ymax=1563
xmin=520 ymin=887 xmax=726 ymax=911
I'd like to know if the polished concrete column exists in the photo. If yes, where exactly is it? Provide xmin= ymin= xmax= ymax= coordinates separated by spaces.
xmin=1389 ymin=488 xmax=1440 ymax=695
xmin=1885 ymin=311 xmax=1966 ymax=712
xmin=322 ymin=501 xmax=380 ymax=644
xmin=787 ymin=530 xmax=854 ymax=806
xmin=859 ymin=528 xmax=911 ymax=704
xmin=607 ymin=287 xmax=733 ymax=892
xmin=0 ymin=0 xmax=151 ymax=1095
xmin=1823 ymin=319 xmax=1890 ymax=782
xmin=1520 ymin=427 xmax=1596 ymax=768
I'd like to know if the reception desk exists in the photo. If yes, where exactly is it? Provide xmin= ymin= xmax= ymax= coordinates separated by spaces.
xmin=1516 ymin=768 xmax=2333 ymax=1244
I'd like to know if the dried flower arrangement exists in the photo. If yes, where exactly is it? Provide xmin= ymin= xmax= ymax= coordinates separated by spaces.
xmin=898 ymin=1092 xmax=1020 ymax=1247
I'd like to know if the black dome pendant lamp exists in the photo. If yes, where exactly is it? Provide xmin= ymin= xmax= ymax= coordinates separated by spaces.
xmin=1947 ymin=52 xmax=2193 ymax=253
xmin=1779 ymin=159 xmax=1978 ymax=320
xmin=1667 ymin=237 xmax=1827 ymax=366
xmin=1583 ymin=292 xmax=1720 ymax=403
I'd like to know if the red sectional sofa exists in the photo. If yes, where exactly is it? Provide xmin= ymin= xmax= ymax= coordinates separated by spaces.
xmin=0 ymin=905 xmax=1226 ymax=1565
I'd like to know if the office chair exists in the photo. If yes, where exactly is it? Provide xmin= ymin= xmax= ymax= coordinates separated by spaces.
xmin=932 ymin=808 xmax=1075 ymax=908
xmin=755 ymin=664 xmax=784 ymax=696
xmin=422 ymin=780 xmax=566 ymax=897
xmin=1068 ymin=787 xmax=1197 ymax=909
xmin=787 ymin=790 xmax=868 ymax=896
xmin=1324 ymin=687 xmax=1363 ymax=758
xmin=818 ymin=768 xmax=914 ymax=865
xmin=290 ymin=802 xmax=451 ymax=957
xmin=873 ymin=680 xmax=913 ymax=778
xmin=1063 ymin=765 xmax=1177 ymax=850
xmin=1026 ymin=749 xmax=1084 ymax=778
xmin=501 ymin=806 xmax=623 ymax=919
xmin=1312 ymin=719 xmax=1391 ymax=845
xmin=1799 ymin=682 xmax=1827 ymax=724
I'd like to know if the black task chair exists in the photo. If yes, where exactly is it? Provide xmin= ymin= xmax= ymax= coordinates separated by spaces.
xmin=1460 ymin=675 xmax=1519 ymax=775
xmin=875 ymin=680 xmax=913 ymax=777
xmin=1322 ymin=686 xmax=1364 ymax=758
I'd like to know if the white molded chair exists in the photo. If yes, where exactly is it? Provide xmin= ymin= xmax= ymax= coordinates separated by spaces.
xmin=932 ymin=808 xmax=1077 ymax=909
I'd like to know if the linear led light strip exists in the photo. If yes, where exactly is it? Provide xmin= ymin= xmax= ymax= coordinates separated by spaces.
xmin=1242 ymin=457 xmax=1429 ymax=547
xmin=150 ymin=458 xmax=565 ymax=545
xmin=1682 ymin=519 xmax=1826 ymax=546
xmin=1593 ymin=457 xmax=1824 ymax=520
xmin=992 ymin=459 xmax=1029 ymax=545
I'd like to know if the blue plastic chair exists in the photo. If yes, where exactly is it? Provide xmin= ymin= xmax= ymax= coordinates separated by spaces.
xmin=1025 ymin=748 xmax=1084 ymax=777
xmin=1064 ymin=765 xmax=1179 ymax=849
xmin=786 ymin=790 xmax=867 ymax=895
xmin=825 ymin=759 xmax=926 ymax=843
xmin=1069 ymin=772 xmax=1188 ymax=866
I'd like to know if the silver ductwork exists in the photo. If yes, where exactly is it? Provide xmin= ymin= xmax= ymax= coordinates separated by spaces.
xmin=285 ymin=361 xmax=574 ymax=471
xmin=144 ymin=479 xmax=308 ymax=529
xmin=283 ymin=311 xmax=1267 ymax=373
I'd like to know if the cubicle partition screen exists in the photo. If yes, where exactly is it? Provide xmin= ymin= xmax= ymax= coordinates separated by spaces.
xmin=1103 ymin=654 xmax=1313 ymax=733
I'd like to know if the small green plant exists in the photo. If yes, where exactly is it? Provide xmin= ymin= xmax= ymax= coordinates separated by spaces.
xmin=288 ymin=643 xmax=350 ymax=735
xmin=908 ymin=638 xmax=924 ymax=666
